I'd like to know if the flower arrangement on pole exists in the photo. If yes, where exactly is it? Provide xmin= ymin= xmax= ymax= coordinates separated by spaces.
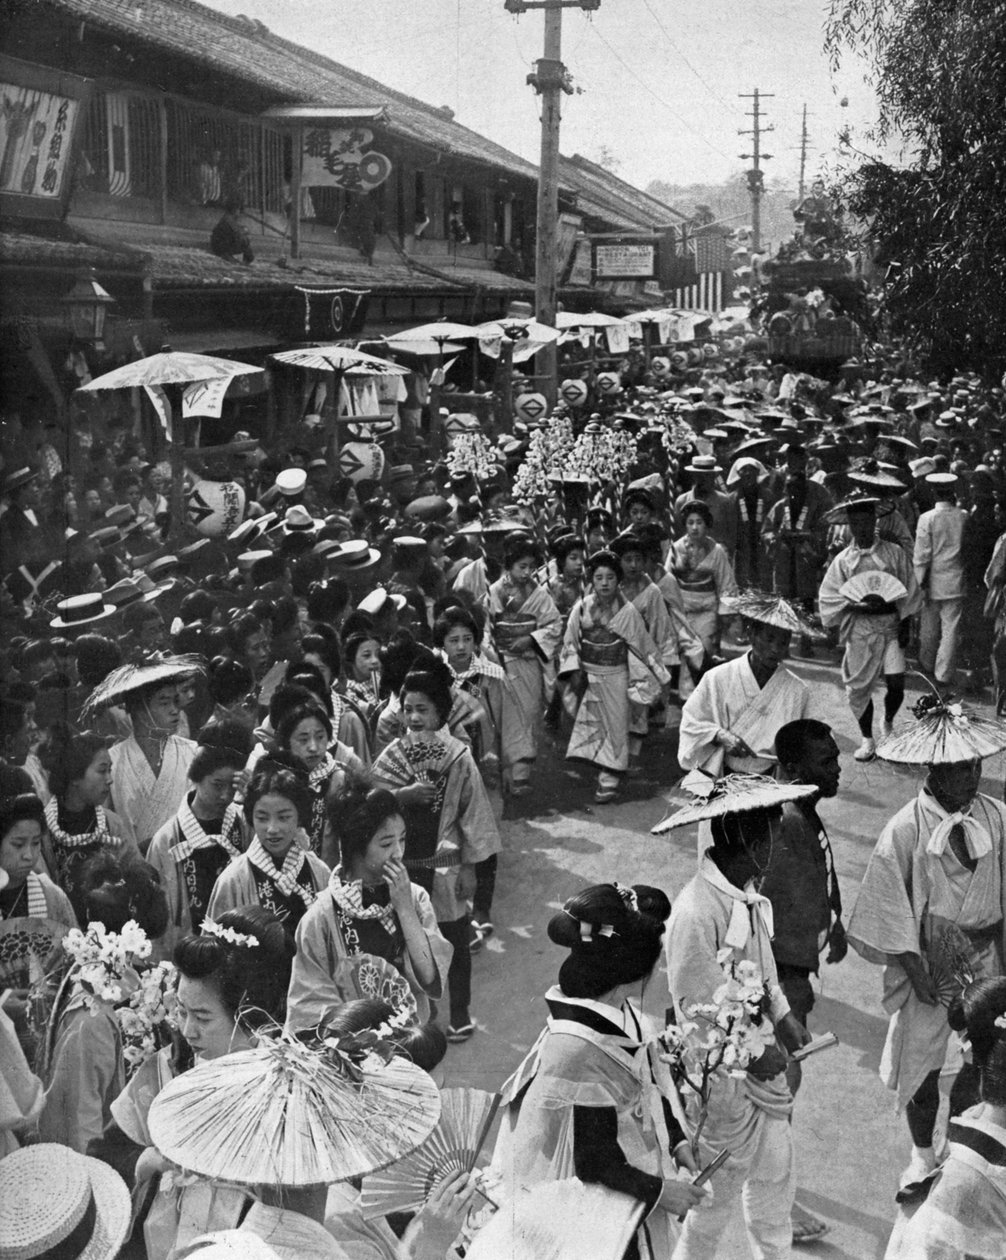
xmin=511 ymin=414 xmax=576 ymax=506
xmin=444 ymin=428 xmax=505 ymax=483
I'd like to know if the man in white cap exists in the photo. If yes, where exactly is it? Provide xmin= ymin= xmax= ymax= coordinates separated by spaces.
xmin=913 ymin=472 xmax=967 ymax=693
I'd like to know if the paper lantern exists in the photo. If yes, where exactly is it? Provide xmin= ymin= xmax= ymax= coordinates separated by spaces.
xmin=514 ymin=393 xmax=548 ymax=423
xmin=670 ymin=351 xmax=689 ymax=370
xmin=186 ymin=478 xmax=246 ymax=538
xmin=339 ymin=438 xmax=386 ymax=484
xmin=595 ymin=372 xmax=621 ymax=396
xmin=703 ymin=343 xmax=719 ymax=360
xmin=686 ymin=348 xmax=704 ymax=366
xmin=650 ymin=356 xmax=671 ymax=377
xmin=559 ymin=378 xmax=588 ymax=408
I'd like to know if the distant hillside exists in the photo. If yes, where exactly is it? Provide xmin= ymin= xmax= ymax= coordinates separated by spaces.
xmin=646 ymin=172 xmax=802 ymax=254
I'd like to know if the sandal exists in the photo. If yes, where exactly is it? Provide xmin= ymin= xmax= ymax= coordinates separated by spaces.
xmin=447 ymin=1023 xmax=475 ymax=1043
xmin=791 ymin=1208 xmax=829 ymax=1245
xmin=594 ymin=787 xmax=618 ymax=804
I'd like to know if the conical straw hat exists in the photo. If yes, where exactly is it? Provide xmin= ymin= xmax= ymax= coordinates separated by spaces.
xmin=877 ymin=694 xmax=1006 ymax=765
xmin=82 ymin=653 xmax=204 ymax=716
xmin=148 ymin=1034 xmax=441 ymax=1188
xmin=652 ymin=774 xmax=816 ymax=834
xmin=723 ymin=589 xmax=825 ymax=638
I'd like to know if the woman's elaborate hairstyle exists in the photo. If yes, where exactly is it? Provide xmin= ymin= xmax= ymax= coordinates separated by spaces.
xmin=503 ymin=534 xmax=539 ymax=569
xmin=275 ymin=699 xmax=333 ymax=750
xmin=553 ymin=534 xmax=585 ymax=567
xmin=948 ymin=977 xmax=1006 ymax=1105
xmin=243 ymin=757 xmax=313 ymax=826
xmin=227 ymin=611 xmax=267 ymax=656
xmin=547 ymin=883 xmax=669 ymax=999
xmin=179 ymin=589 xmax=218 ymax=625
xmin=174 ymin=907 xmax=294 ymax=1031
xmin=400 ymin=661 xmax=453 ymax=727
xmin=327 ymin=773 xmax=399 ymax=870
xmin=189 ymin=718 xmax=253 ymax=783
xmin=301 ymin=631 xmax=341 ymax=682
xmin=0 ymin=778 xmax=44 ymax=839
xmin=321 ymin=998 xmax=447 ymax=1073
xmin=586 ymin=549 xmax=623 ymax=580
xmin=380 ymin=633 xmax=433 ymax=694
xmin=38 ymin=725 xmax=109 ymax=799
xmin=207 ymin=656 xmax=254 ymax=708
xmin=623 ymin=487 xmax=654 ymax=513
xmin=79 ymin=852 xmax=169 ymax=939
xmin=432 ymin=606 xmax=479 ymax=648
xmin=342 ymin=629 xmax=382 ymax=674
xmin=680 ymin=498 xmax=714 ymax=528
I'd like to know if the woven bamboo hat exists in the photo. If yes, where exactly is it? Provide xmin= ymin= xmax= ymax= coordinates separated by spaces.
xmin=724 ymin=589 xmax=824 ymax=638
xmin=81 ymin=653 xmax=203 ymax=717
xmin=0 ymin=1144 xmax=130 ymax=1260
xmin=652 ymin=773 xmax=816 ymax=834
xmin=877 ymin=691 xmax=1006 ymax=765
xmin=148 ymin=1032 xmax=442 ymax=1188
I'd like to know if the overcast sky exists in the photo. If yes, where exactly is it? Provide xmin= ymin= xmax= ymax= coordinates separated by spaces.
xmin=204 ymin=0 xmax=881 ymax=191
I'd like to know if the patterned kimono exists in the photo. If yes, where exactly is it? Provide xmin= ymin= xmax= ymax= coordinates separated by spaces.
xmin=484 ymin=577 xmax=562 ymax=784
xmin=668 ymin=536 xmax=738 ymax=652
xmin=42 ymin=801 xmax=135 ymax=924
xmin=206 ymin=843 xmax=330 ymax=937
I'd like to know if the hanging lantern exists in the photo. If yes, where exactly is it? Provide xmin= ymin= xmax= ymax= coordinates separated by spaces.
xmin=670 ymin=351 xmax=689 ymax=370
xmin=686 ymin=348 xmax=704 ymax=366
xmin=650 ymin=356 xmax=671 ymax=378
xmin=61 ymin=269 xmax=116 ymax=351
xmin=514 ymin=392 xmax=548 ymax=424
xmin=186 ymin=478 xmax=246 ymax=538
xmin=444 ymin=412 xmax=480 ymax=449
xmin=702 ymin=343 xmax=719 ymax=360
xmin=559 ymin=378 xmax=588 ymax=408
xmin=338 ymin=437 xmax=386 ymax=484
xmin=595 ymin=372 xmax=621 ymax=396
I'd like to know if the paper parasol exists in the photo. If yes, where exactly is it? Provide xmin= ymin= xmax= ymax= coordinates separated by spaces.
xmin=466 ymin=1179 xmax=645 ymax=1260
xmin=148 ymin=1036 xmax=441 ymax=1187
xmin=78 ymin=348 xmax=262 ymax=391
xmin=271 ymin=345 xmax=408 ymax=376
xmin=876 ymin=696 xmax=1006 ymax=765
xmin=0 ymin=917 xmax=69 ymax=987
xmin=81 ymin=653 xmax=204 ymax=717
xmin=652 ymin=774 xmax=816 ymax=834
xmin=359 ymin=1087 xmax=500 ymax=1219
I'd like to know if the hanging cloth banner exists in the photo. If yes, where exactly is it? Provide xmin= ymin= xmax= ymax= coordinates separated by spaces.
xmin=293 ymin=287 xmax=370 ymax=338
xmin=605 ymin=325 xmax=631 ymax=355
xmin=183 ymin=376 xmax=232 ymax=419
xmin=301 ymin=128 xmax=392 ymax=193
xmin=144 ymin=385 xmax=172 ymax=440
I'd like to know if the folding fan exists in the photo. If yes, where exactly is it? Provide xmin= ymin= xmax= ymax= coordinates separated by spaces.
xmin=0 ymin=917 xmax=68 ymax=988
xmin=359 ymin=1087 xmax=500 ymax=1219
xmin=838 ymin=571 xmax=908 ymax=603
xmin=927 ymin=923 xmax=977 ymax=1008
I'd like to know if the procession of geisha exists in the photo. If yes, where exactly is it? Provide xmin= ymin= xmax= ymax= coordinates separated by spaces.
xmin=5 ymin=301 xmax=1006 ymax=1260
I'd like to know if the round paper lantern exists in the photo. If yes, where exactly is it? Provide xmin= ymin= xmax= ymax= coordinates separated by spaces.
xmin=186 ymin=478 xmax=246 ymax=538
xmin=686 ymin=348 xmax=704 ymax=366
xmin=650 ymin=356 xmax=671 ymax=378
xmin=595 ymin=372 xmax=621 ymax=396
xmin=514 ymin=392 xmax=548 ymax=423
xmin=703 ymin=343 xmax=719 ymax=360
xmin=338 ymin=437 xmax=386 ymax=484
xmin=559 ymin=378 xmax=588 ymax=408
xmin=670 ymin=351 xmax=689 ymax=370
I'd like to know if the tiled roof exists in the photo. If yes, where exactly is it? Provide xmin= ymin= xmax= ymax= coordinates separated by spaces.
xmin=0 ymin=228 xmax=146 ymax=272
xmin=559 ymin=154 xmax=686 ymax=233
xmin=45 ymin=0 xmax=542 ymax=183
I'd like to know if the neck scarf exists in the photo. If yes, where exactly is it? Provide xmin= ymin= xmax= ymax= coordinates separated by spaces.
xmin=922 ymin=792 xmax=993 ymax=861
xmin=307 ymin=752 xmax=337 ymax=791
xmin=329 ymin=868 xmax=398 ymax=935
xmin=246 ymin=837 xmax=316 ymax=908
xmin=2 ymin=872 xmax=48 ymax=920
xmin=44 ymin=799 xmax=116 ymax=850
xmin=170 ymin=793 xmax=243 ymax=862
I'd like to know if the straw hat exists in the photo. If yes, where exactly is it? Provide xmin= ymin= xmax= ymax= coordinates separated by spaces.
xmin=49 ymin=593 xmax=115 ymax=630
xmin=332 ymin=539 xmax=382 ymax=571
xmin=0 ymin=1144 xmax=130 ymax=1260
xmin=147 ymin=1034 xmax=441 ymax=1188
xmin=2 ymin=466 xmax=38 ymax=496
xmin=82 ymin=653 xmax=203 ymax=717
xmin=685 ymin=454 xmax=722 ymax=474
xmin=723 ymin=590 xmax=823 ymax=638
xmin=877 ymin=692 xmax=1006 ymax=765
xmin=652 ymin=774 xmax=816 ymax=834
xmin=275 ymin=468 xmax=307 ymax=497
xmin=357 ymin=587 xmax=407 ymax=616
xmin=824 ymin=491 xmax=896 ymax=524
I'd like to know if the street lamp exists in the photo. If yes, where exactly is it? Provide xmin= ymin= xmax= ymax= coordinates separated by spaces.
xmin=61 ymin=269 xmax=115 ymax=351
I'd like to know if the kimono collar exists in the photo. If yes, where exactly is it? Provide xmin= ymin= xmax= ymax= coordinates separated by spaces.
xmin=699 ymin=852 xmax=775 ymax=948
xmin=544 ymin=985 xmax=629 ymax=1035
xmin=920 ymin=790 xmax=992 ymax=860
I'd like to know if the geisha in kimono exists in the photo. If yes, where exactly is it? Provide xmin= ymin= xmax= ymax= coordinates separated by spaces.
xmin=286 ymin=777 xmax=452 ymax=1032
xmin=91 ymin=908 xmax=293 ymax=1260
xmin=372 ymin=662 xmax=500 ymax=1043
xmin=493 ymin=883 xmax=707 ymax=1260
xmin=483 ymin=534 xmax=562 ymax=795
xmin=433 ymin=605 xmax=504 ymax=768
xmin=147 ymin=724 xmax=251 ymax=959
xmin=669 ymin=499 xmax=738 ymax=654
xmin=559 ymin=551 xmax=670 ymax=805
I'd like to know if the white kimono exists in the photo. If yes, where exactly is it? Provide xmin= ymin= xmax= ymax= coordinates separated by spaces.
xmin=109 ymin=735 xmax=196 ymax=849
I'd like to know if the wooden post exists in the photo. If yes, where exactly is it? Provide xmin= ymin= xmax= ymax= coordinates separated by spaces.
xmin=497 ymin=338 xmax=514 ymax=434
xmin=534 ymin=4 xmax=563 ymax=410
xmin=290 ymin=125 xmax=302 ymax=260
xmin=166 ymin=383 xmax=187 ymax=546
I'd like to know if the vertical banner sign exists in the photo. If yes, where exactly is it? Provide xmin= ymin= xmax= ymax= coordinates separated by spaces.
xmin=567 ymin=239 xmax=593 ymax=287
xmin=183 ymin=377 xmax=232 ymax=419
xmin=301 ymin=128 xmax=392 ymax=192
xmin=555 ymin=212 xmax=580 ymax=281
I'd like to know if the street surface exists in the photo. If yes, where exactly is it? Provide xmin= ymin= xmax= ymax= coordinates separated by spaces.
xmin=445 ymin=649 xmax=1004 ymax=1259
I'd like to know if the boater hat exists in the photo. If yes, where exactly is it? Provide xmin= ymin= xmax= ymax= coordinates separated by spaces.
xmin=49 ymin=593 xmax=116 ymax=630
xmin=652 ymin=773 xmax=816 ymax=834
xmin=333 ymin=539 xmax=382 ymax=571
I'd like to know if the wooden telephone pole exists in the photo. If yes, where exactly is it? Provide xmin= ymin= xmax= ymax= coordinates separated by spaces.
xmin=738 ymin=88 xmax=774 ymax=254
xmin=797 ymin=103 xmax=811 ymax=200
xmin=505 ymin=0 xmax=599 ymax=406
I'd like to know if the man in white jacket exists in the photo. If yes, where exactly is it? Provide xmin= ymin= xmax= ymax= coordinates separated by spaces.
xmin=913 ymin=472 xmax=967 ymax=691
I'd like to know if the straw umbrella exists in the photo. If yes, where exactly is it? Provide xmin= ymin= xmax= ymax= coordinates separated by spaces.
xmin=77 ymin=346 xmax=264 ymax=545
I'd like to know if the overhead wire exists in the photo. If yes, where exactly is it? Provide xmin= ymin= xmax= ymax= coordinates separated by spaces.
xmin=638 ymin=0 xmax=742 ymax=118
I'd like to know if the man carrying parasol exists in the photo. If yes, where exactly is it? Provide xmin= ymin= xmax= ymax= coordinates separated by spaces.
xmin=847 ymin=694 xmax=1006 ymax=1200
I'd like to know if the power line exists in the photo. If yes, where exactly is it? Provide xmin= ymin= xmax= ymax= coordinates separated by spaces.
xmin=638 ymin=0 xmax=741 ymax=119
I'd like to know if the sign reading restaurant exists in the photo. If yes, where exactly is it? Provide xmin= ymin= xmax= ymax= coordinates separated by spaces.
xmin=594 ymin=242 xmax=655 ymax=279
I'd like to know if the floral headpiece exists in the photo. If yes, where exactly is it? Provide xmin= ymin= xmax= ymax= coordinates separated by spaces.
xmin=911 ymin=692 xmax=967 ymax=723
xmin=613 ymin=882 xmax=639 ymax=913
xmin=202 ymin=918 xmax=259 ymax=948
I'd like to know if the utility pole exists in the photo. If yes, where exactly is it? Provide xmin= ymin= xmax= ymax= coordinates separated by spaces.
xmin=797 ymin=103 xmax=810 ymax=201
xmin=505 ymin=0 xmax=599 ymax=406
xmin=738 ymin=88 xmax=774 ymax=254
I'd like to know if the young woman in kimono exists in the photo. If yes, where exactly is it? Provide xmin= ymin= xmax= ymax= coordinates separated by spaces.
xmin=206 ymin=760 xmax=329 ymax=939
xmin=559 ymin=550 xmax=670 ymax=804
xmin=372 ymin=662 xmax=500 ymax=1043
xmin=38 ymin=727 xmax=135 ymax=923
xmin=38 ymin=853 xmax=168 ymax=1153
xmin=668 ymin=499 xmax=738 ymax=654
xmin=543 ymin=534 xmax=586 ymax=730
xmin=300 ymin=629 xmax=372 ymax=763
xmin=373 ymin=635 xmax=483 ymax=756
xmin=483 ymin=534 xmax=561 ymax=796
xmin=494 ymin=883 xmax=707 ymax=1260
xmin=91 ymin=908 xmax=293 ymax=1260
xmin=286 ymin=777 xmax=452 ymax=1032
xmin=341 ymin=628 xmax=385 ymax=733
xmin=147 ymin=721 xmax=252 ymax=959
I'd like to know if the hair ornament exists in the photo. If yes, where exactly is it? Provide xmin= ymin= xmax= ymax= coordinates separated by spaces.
xmin=613 ymin=882 xmax=639 ymax=913
xmin=202 ymin=918 xmax=258 ymax=948
xmin=563 ymin=907 xmax=617 ymax=940
xmin=995 ymin=1013 xmax=1006 ymax=1031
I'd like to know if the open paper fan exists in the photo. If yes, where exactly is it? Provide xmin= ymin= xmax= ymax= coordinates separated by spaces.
xmin=927 ymin=923 xmax=978 ymax=1008
xmin=359 ymin=1087 xmax=500 ymax=1219
xmin=466 ymin=1179 xmax=645 ymax=1260
xmin=332 ymin=954 xmax=418 ymax=1025
xmin=838 ymin=571 xmax=908 ymax=603
xmin=148 ymin=1037 xmax=441 ymax=1187
xmin=0 ymin=917 xmax=69 ymax=987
